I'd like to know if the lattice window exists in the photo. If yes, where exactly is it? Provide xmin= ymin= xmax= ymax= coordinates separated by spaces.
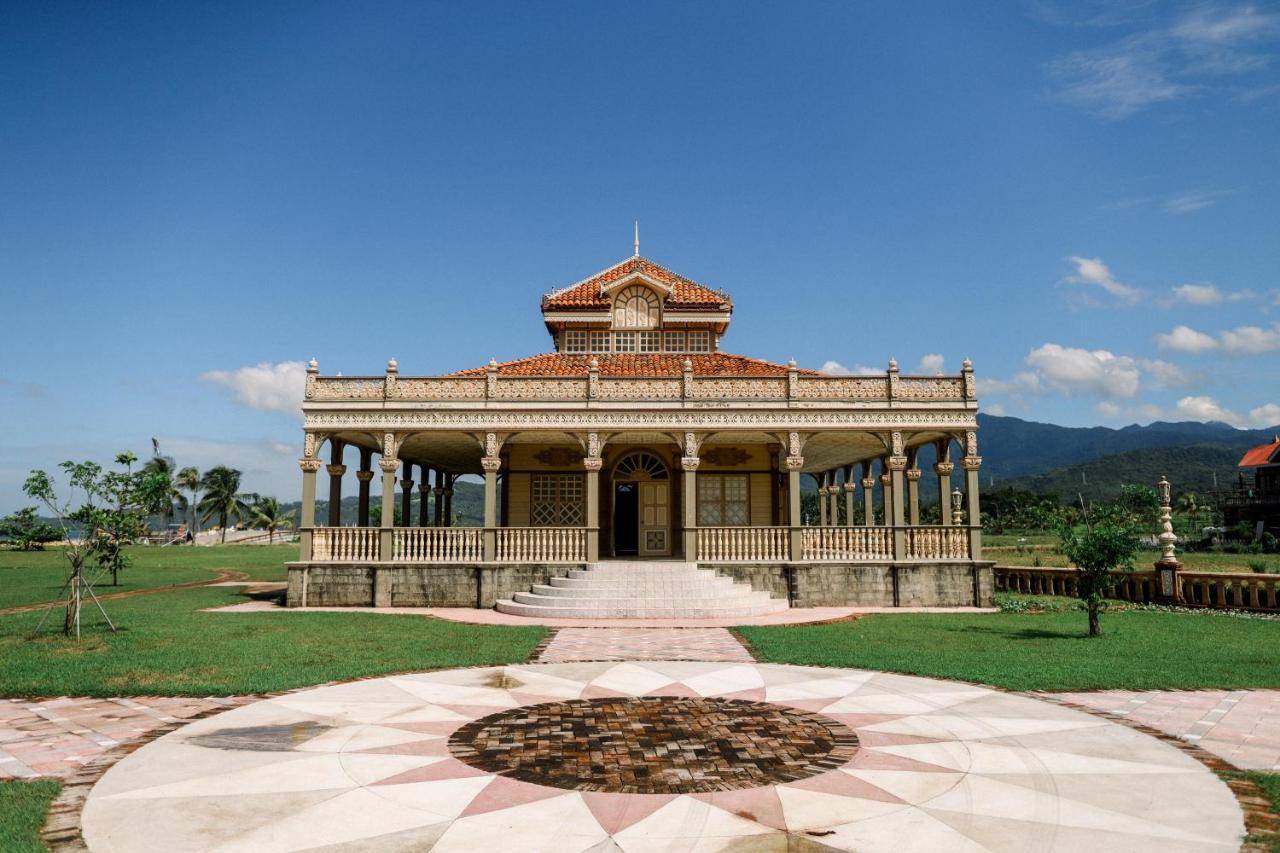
xmin=664 ymin=330 xmax=685 ymax=352
xmin=531 ymin=474 xmax=585 ymax=527
xmin=563 ymin=330 xmax=587 ymax=352
xmin=590 ymin=331 xmax=611 ymax=353
xmin=639 ymin=331 xmax=662 ymax=353
xmin=614 ymin=331 xmax=636 ymax=352
xmin=612 ymin=285 xmax=660 ymax=329
xmin=697 ymin=474 xmax=749 ymax=526
xmin=688 ymin=330 xmax=711 ymax=352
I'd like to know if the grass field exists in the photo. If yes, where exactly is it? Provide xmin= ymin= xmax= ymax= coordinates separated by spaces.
xmin=0 ymin=545 xmax=295 ymax=610
xmin=737 ymin=608 xmax=1280 ymax=692
xmin=988 ymin=543 xmax=1280 ymax=574
xmin=0 ymin=585 xmax=545 ymax=697
xmin=0 ymin=779 xmax=59 ymax=853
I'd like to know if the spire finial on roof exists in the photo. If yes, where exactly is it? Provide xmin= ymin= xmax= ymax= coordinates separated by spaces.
xmin=633 ymin=221 xmax=640 ymax=257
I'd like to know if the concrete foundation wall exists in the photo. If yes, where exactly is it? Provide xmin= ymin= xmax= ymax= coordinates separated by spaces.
xmin=288 ymin=561 xmax=994 ymax=609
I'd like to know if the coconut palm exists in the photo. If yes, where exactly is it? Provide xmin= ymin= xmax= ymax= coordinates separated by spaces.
xmin=176 ymin=466 xmax=201 ymax=536
xmin=1177 ymin=492 xmax=1200 ymax=536
xmin=141 ymin=455 xmax=184 ymax=535
xmin=197 ymin=466 xmax=252 ymax=544
xmin=250 ymin=497 xmax=295 ymax=544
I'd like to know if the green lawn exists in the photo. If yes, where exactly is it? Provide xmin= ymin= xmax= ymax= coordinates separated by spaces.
xmin=990 ymin=544 xmax=1280 ymax=574
xmin=0 ymin=544 xmax=296 ymax=609
xmin=737 ymin=609 xmax=1280 ymax=692
xmin=0 ymin=779 xmax=59 ymax=853
xmin=0 ymin=585 xmax=545 ymax=697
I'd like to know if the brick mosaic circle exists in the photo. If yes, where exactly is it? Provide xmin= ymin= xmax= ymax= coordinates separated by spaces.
xmin=447 ymin=696 xmax=860 ymax=794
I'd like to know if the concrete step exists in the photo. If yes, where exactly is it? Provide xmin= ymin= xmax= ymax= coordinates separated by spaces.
xmin=511 ymin=589 xmax=775 ymax=608
xmin=494 ymin=598 xmax=790 ymax=619
xmin=539 ymin=580 xmax=740 ymax=595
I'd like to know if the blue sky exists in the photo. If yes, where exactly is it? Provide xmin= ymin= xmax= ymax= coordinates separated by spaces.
xmin=1 ymin=1 xmax=1278 ymax=510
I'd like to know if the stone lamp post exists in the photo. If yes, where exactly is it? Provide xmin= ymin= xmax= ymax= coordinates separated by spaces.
xmin=951 ymin=487 xmax=965 ymax=526
xmin=1155 ymin=475 xmax=1183 ymax=603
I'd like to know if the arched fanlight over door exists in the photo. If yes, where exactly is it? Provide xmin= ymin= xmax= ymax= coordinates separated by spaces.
xmin=613 ymin=285 xmax=661 ymax=329
xmin=613 ymin=451 xmax=669 ymax=481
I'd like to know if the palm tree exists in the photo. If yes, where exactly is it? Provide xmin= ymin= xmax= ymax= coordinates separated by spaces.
xmin=1177 ymin=492 xmax=1200 ymax=536
xmin=250 ymin=497 xmax=295 ymax=544
xmin=197 ymin=466 xmax=252 ymax=544
xmin=142 ymin=455 xmax=184 ymax=536
xmin=176 ymin=467 xmax=201 ymax=537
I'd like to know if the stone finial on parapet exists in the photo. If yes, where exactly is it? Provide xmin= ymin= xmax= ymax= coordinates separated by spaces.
xmin=1155 ymin=475 xmax=1183 ymax=603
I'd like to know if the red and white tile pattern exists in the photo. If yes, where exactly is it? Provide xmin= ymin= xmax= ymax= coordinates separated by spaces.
xmin=81 ymin=663 xmax=1245 ymax=852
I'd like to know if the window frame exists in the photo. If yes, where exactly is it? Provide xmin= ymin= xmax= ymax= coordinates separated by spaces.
xmin=563 ymin=330 xmax=588 ymax=353
xmin=696 ymin=474 xmax=750 ymax=527
xmin=663 ymin=330 xmax=686 ymax=352
xmin=590 ymin=331 xmax=611 ymax=353
xmin=638 ymin=330 xmax=662 ymax=353
xmin=688 ymin=330 xmax=711 ymax=352
xmin=530 ymin=473 xmax=585 ymax=527
xmin=614 ymin=331 xmax=637 ymax=353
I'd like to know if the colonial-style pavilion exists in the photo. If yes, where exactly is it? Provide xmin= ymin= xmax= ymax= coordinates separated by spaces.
xmin=288 ymin=251 xmax=991 ymax=615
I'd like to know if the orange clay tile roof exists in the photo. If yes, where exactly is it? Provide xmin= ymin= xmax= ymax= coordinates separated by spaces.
xmin=1239 ymin=437 xmax=1280 ymax=467
xmin=450 ymin=352 xmax=819 ymax=378
xmin=541 ymin=256 xmax=731 ymax=310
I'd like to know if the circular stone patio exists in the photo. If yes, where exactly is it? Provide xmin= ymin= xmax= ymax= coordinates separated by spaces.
xmin=81 ymin=662 xmax=1244 ymax=853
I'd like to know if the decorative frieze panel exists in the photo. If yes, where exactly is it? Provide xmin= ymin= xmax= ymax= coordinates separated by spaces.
xmin=305 ymin=409 xmax=979 ymax=431
xmin=792 ymin=377 xmax=889 ymax=400
xmin=896 ymin=377 xmax=966 ymax=401
xmin=393 ymin=378 xmax=487 ymax=399
xmin=596 ymin=378 xmax=683 ymax=400
xmin=310 ymin=378 xmax=385 ymax=401
xmin=701 ymin=447 xmax=750 ymax=466
xmin=492 ymin=378 xmax=587 ymax=400
xmin=687 ymin=378 xmax=787 ymax=400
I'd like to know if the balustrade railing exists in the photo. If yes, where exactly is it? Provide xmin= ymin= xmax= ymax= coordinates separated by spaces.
xmin=394 ymin=528 xmax=483 ymax=562
xmin=496 ymin=527 xmax=586 ymax=562
xmin=993 ymin=565 xmax=1280 ymax=613
xmin=904 ymin=526 xmax=970 ymax=560
xmin=312 ymin=527 xmax=380 ymax=561
xmin=698 ymin=526 xmax=789 ymax=562
xmin=801 ymin=527 xmax=892 ymax=561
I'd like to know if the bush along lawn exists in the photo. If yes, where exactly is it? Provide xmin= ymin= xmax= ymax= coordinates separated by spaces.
xmin=0 ymin=779 xmax=60 ymax=853
xmin=0 ymin=544 xmax=295 ymax=610
xmin=736 ymin=608 xmax=1280 ymax=693
xmin=0 ymin=585 xmax=546 ymax=697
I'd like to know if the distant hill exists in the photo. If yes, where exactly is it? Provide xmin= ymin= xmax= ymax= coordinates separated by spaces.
xmin=281 ymin=480 xmax=486 ymax=527
xmin=999 ymin=443 xmax=1247 ymax=503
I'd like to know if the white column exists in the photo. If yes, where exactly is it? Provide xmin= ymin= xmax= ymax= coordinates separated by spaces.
xmin=482 ymin=457 xmax=500 ymax=562
xmin=299 ymin=459 xmax=320 ymax=560
xmin=786 ymin=457 xmax=803 ymax=560
xmin=378 ymin=457 xmax=397 ymax=559
xmin=935 ymin=461 xmax=954 ymax=526
xmin=963 ymin=456 xmax=982 ymax=560
xmin=906 ymin=468 xmax=921 ymax=526
xmin=584 ymin=432 xmax=602 ymax=563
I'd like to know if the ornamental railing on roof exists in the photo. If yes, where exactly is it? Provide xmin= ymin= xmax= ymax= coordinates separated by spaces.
xmin=304 ymin=363 xmax=976 ymax=406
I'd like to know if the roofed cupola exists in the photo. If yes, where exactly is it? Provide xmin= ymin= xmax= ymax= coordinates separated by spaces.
xmin=541 ymin=256 xmax=733 ymax=355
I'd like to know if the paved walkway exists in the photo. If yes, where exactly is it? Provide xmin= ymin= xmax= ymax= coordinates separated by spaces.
xmin=536 ymin=627 xmax=755 ymax=662
xmin=1049 ymin=689 xmax=1280 ymax=771
xmin=79 ymin=662 xmax=1245 ymax=852
xmin=0 ymin=696 xmax=252 ymax=780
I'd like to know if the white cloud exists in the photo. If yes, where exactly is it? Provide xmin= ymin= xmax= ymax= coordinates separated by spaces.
xmin=201 ymin=361 xmax=306 ymax=417
xmin=1156 ymin=324 xmax=1219 ymax=353
xmin=985 ymin=402 xmax=1008 ymax=416
xmin=1137 ymin=358 xmax=1196 ymax=390
xmin=978 ymin=371 xmax=1042 ymax=397
xmin=1047 ymin=5 xmax=1280 ymax=119
xmin=159 ymin=435 xmax=300 ymax=500
xmin=821 ymin=360 xmax=884 ymax=377
xmin=1250 ymin=403 xmax=1280 ymax=427
xmin=915 ymin=354 xmax=945 ymax=374
xmin=1171 ymin=396 xmax=1280 ymax=429
xmin=1169 ymin=281 xmax=1253 ymax=303
xmin=1064 ymin=256 xmax=1141 ymax=302
xmin=1131 ymin=403 xmax=1165 ymax=421
xmin=1220 ymin=323 xmax=1280 ymax=354
xmin=1025 ymin=344 xmax=1141 ymax=398
xmin=1164 ymin=190 xmax=1234 ymax=215
xmin=1096 ymin=401 xmax=1123 ymax=417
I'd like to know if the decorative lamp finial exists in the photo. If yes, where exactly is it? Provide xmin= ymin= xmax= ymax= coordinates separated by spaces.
xmin=488 ymin=358 xmax=498 ymax=368
xmin=888 ymin=357 xmax=898 ymax=371
xmin=683 ymin=357 xmax=693 ymax=370
xmin=633 ymin=220 xmax=640 ymax=257
xmin=787 ymin=358 xmax=796 ymax=369
xmin=307 ymin=358 xmax=318 ymax=373
xmin=589 ymin=356 xmax=599 ymax=369
xmin=962 ymin=357 xmax=973 ymax=371
xmin=387 ymin=357 xmax=398 ymax=373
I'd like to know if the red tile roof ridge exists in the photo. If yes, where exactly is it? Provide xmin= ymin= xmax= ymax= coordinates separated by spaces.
xmin=447 ymin=351 xmax=821 ymax=378
xmin=541 ymin=256 xmax=730 ymax=309
xmin=1238 ymin=436 xmax=1280 ymax=468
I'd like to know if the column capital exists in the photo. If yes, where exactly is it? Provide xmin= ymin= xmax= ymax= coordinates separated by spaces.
xmin=378 ymin=459 xmax=400 ymax=473
xmin=355 ymin=470 xmax=375 ymax=482
xmin=417 ymin=481 xmax=430 ymax=492
xmin=583 ymin=458 xmax=603 ymax=472
xmin=817 ymin=486 xmax=828 ymax=497
xmin=399 ymin=479 xmax=414 ymax=490
xmin=784 ymin=455 xmax=804 ymax=471
xmin=933 ymin=462 xmax=955 ymax=476
xmin=433 ymin=486 xmax=445 ymax=496
xmin=326 ymin=464 xmax=347 ymax=477
xmin=879 ymin=472 xmax=892 ymax=486
xmin=443 ymin=488 xmax=454 ymax=497
xmin=681 ymin=456 xmax=700 ymax=472
xmin=842 ymin=482 xmax=855 ymax=493
xmin=861 ymin=477 xmax=876 ymax=489
xmin=905 ymin=468 xmax=922 ymax=482
xmin=888 ymin=456 xmax=908 ymax=472
xmin=299 ymin=458 xmax=322 ymax=473
xmin=481 ymin=456 xmax=502 ymax=473
xmin=961 ymin=456 xmax=983 ymax=472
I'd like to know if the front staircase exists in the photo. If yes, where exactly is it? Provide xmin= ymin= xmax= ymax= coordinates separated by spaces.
xmin=495 ymin=560 xmax=789 ymax=619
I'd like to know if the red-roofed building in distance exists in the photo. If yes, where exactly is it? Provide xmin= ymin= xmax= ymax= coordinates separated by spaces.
xmin=1223 ymin=436 xmax=1280 ymax=534
xmin=290 ymin=249 xmax=989 ymax=618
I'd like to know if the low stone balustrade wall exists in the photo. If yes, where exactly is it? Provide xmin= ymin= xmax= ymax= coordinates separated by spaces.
xmin=801 ymin=527 xmax=893 ymax=561
xmin=698 ymin=526 xmax=789 ymax=562
xmin=904 ymin=527 xmax=970 ymax=561
xmin=311 ymin=527 xmax=380 ymax=561
xmin=394 ymin=528 xmax=484 ymax=562
xmin=994 ymin=565 xmax=1280 ymax=612
xmin=496 ymin=527 xmax=586 ymax=562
